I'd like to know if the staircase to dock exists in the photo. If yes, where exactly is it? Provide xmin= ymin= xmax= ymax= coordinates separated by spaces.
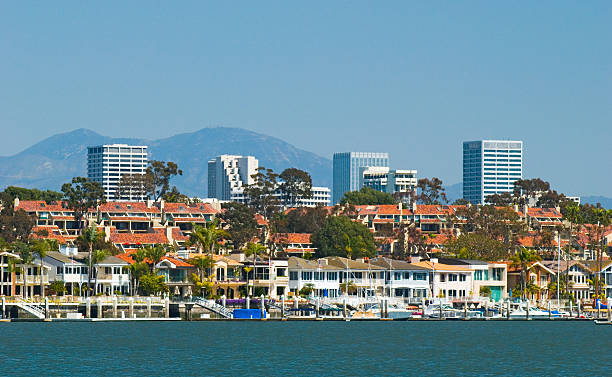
xmin=192 ymin=298 xmax=233 ymax=318
xmin=14 ymin=298 xmax=46 ymax=319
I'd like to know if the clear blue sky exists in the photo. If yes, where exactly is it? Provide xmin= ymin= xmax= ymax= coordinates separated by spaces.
xmin=1 ymin=2 xmax=610 ymax=196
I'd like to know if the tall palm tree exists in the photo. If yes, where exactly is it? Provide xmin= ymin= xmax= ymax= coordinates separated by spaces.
xmin=244 ymin=242 xmax=266 ymax=297
xmin=144 ymin=245 xmax=167 ymax=273
xmin=13 ymin=241 xmax=33 ymax=298
xmin=190 ymin=219 xmax=229 ymax=276
xmin=511 ymin=249 xmax=541 ymax=299
xmin=82 ymin=225 xmax=100 ymax=297
xmin=31 ymin=239 xmax=52 ymax=297
xmin=91 ymin=249 xmax=110 ymax=294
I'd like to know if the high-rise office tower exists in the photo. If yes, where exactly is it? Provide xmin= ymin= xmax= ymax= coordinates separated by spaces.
xmin=332 ymin=152 xmax=389 ymax=204
xmin=207 ymin=155 xmax=259 ymax=202
xmin=463 ymin=140 xmax=523 ymax=205
xmin=87 ymin=144 xmax=149 ymax=201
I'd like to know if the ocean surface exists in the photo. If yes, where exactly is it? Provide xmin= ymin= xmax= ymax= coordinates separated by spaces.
xmin=0 ymin=321 xmax=609 ymax=376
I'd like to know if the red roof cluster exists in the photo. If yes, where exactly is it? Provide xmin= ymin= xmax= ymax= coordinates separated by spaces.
xmin=109 ymin=228 xmax=169 ymax=245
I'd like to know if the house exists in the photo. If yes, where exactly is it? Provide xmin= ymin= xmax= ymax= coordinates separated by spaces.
xmin=507 ymin=261 xmax=555 ymax=303
xmin=44 ymin=249 xmax=89 ymax=296
xmin=324 ymin=257 xmax=386 ymax=297
xmin=412 ymin=259 xmax=474 ymax=302
xmin=589 ymin=260 xmax=612 ymax=300
xmin=212 ymin=255 xmax=244 ymax=299
xmin=541 ymin=260 xmax=593 ymax=302
xmin=271 ymin=233 xmax=316 ymax=257
xmin=94 ymin=256 xmax=131 ymax=295
xmin=288 ymin=257 xmax=343 ymax=298
xmin=370 ymin=257 xmax=430 ymax=299
xmin=438 ymin=259 xmax=507 ymax=302
xmin=0 ymin=251 xmax=21 ymax=296
xmin=236 ymin=255 xmax=288 ymax=299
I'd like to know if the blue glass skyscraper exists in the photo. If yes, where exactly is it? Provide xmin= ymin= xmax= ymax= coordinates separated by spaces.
xmin=333 ymin=152 xmax=389 ymax=204
xmin=463 ymin=140 xmax=523 ymax=204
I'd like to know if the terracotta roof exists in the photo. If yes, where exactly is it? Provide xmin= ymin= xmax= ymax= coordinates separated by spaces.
xmin=109 ymin=228 xmax=169 ymax=245
xmin=116 ymin=251 xmax=193 ymax=268
xmin=16 ymin=200 xmax=70 ymax=212
xmin=355 ymin=204 xmax=403 ymax=216
xmin=31 ymin=225 xmax=69 ymax=243
xmin=171 ymin=227 xmax=189 ymax=241
xmin=272 ymin=233 xmax=312 ymax=244
xmin=108 ymin=217 xmax=151 ymax=222
xmin=526 ymin=207 xmax=562 ymax=218
xmin=254 ymin=214 xmax=268 ymax=226
xmin=99 ymin=201 xmax=160 ymax=213
xmin=164 ymin=202 xmax=220 ymax=214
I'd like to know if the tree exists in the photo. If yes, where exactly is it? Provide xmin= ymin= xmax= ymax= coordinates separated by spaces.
xmin=115 ymin=174 xmax=150 ymax=201
xmin=273 ymin=207 xmax=329 ymax=234
xmin=445 ymin=233 xmax=509 ymax=261
xmin=244 ymin=167 xmax=280 ymax=219
xmin=340 ymin=187 xmax=396 ymax=206
xmin=312 ymin=216 xmax=376 ymax=259
xmin=452 ymin=198 xmax=471 ymax=205
xmin=299 ymin=283 xmax=315 ymax=298
xmin=416 ymin=178 xmax=447 ymax=205
xmin=479 ymin=286 xmax=491 ymax=297
xmin=485 ymin=192 xmax=514 ymax=206
xmin=144 ymin=244 xmax=168 ymax=273
xmin=91 ymin=249 xmax=111 ymax=293
xmin=13 ymin=241 xmax=33 ymax=298
xmin=31 ymin=239 xmax=52 ymax=296
xmin=81 ymin=225 xmax=101 ymax=296
xmin=279 ymin=168 xmax=313 ymax=208
xmin=244 ymin=242 xmax=266 ymax=296
xmin=0 ymin=208 xmax=35 ymax=243
xmin=61 ymin=177 xmax=104 ymax=231
xmin=75 ymin=230 xmax=120 ymax=256
xmin=220 ymin=202 xmax=259 ymax=250
xmin=49 ymin=280 xmax=67 ymax=296
xmin=129 ymin=262 xmax=148 ymax=296
xmin=0 ymin=186 xmax=63 ymax=208
xmin=511 ymin=249 xmax=541 ymax=299
xmin=188 ymin=255 xmax=214 ymax=282
xmin=145 ymin=160 xmax=183 ymax=201
xmin=190 ymin=220 xmax=229 ymax=276
xmin=139 ymin=274 xmax=169 ymax=296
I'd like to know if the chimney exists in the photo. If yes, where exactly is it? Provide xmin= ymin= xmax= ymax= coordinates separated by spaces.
xmin=412 ymin=201 xmax=417 ymax=212
xmin=14 ymin=197 xmax=19 ymax=208
xmin=160 ymin=199 xmax=165 ymax=210
xmin=410 ymin=256 xmax=421 ymax=263
xmin=398 ymin=202 xmax=403 ymax=211
xmin=147 ymin=199 xmax=153 ymax=208
xmin=166 ymin=227 xmax=174 ymax=244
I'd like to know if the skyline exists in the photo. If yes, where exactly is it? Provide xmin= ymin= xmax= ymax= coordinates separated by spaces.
xmin=1 ymin=2 xmax=611 ymax=197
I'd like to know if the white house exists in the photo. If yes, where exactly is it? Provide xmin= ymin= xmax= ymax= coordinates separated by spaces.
xmin=438 ymin=259 xmax=508 ymax=302
xmin=412 ymin=259 xmax=474 ymax=301
xmin=288 ymin=257 xmax=343 ymax=298
xmin=370 ymin=257 xmax=430 ymax=299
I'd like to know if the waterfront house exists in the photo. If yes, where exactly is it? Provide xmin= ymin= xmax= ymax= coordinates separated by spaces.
xmin=235 ymin=255 xmax=288 ymax=299
xmin=155 ymin=256 xmax=196 ymax=297
xmin=0 ymin=251 xmax=21 ymax=296
xmin=94 ymin=256 xmax=131 ymax=295
xmin=288 ymin=257 xmax=343 ymax=298
xmin=44 ymin=249 xmax=89 ymax=296
xmin=541 ymin=260 xmax=593 ymax=302
xmin=412 ymin=259 xmax=474 ymax=301
xmin=212 ymin=255 xmax=244 ymax=299
xmin=438 ymin=259 xmax=508 ymax=302
xmin=370 ymin=257 xmax=430 ymax=299
xmin=324 ymin=257 xmax=386 ymax=297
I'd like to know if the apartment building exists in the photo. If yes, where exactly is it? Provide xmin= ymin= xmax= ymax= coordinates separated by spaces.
xmin=333 ymin=152 xmax=389 ymax=204
xmin=207 ymin=155 xmax=259 ymax=202
xmin=87 ymin=144 xmax=149 ymax=201
xmin=361 ymin=167 xmax=417 ymax=204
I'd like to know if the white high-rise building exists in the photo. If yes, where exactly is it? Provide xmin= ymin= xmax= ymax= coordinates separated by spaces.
xmin=361 ymin=167 xmax=417 ymax=204
xmin=208 ymin=155 xmax=259 ymax=202
xmin=87 ymin=144 xmax=149 ymax=201
xmin=463 ymin=140 xmax=523 ymax=205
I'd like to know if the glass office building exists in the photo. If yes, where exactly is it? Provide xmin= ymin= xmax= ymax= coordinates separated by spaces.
xmin=333 ymin=152 xmax=389 ymax=204
xmin=463 ymin=140 xmax=523 ymax=205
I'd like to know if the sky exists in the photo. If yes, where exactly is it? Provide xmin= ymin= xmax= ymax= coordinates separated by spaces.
xmin=1 ymin=2 xmax=611 ymax=196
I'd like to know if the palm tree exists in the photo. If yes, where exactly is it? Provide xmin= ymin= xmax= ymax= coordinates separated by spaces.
xmin=82 ymin=225 xmax=100 ymax=296
xmin=188 ymin=255 xmax=213 ymax=282
xmin=511 ymin=249 xmax=541 ymax=299
xmin=31 ymin=239 xmax=52 ymax=297
xmin=190 ymin=220 xmax=229 ymax=277
xmin=244 ymin=242 xmax=266 ymax=297
xmin=144 ymin=245 xmax=167 ymax=273
xmin=91 ymin=249 xmax=110 ymax=294
xmin=13 ymin=241 xmax=33 ymax=298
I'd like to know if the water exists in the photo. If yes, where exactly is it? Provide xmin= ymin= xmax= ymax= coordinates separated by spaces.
xmin=0 ymin=321 xmax=609 ymax=376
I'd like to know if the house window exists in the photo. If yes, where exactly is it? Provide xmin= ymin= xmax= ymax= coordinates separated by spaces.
xmin=301 ymin=271 xmax=313 ymax=281
xmin=105 ymin=267 xmax=112 ymax=274
xmin=289 ymin=271 xmax=298 ymax=281
xmin=394 ymin=272 xmax=402 ymax=280
xmin=314 ymin=272 xmax=324 ymax=280
xmin=459 ymin=274 xmax=466 ymax=282
xmin=440 ymin=274 xmax=446 ymax=282
xmin=276 ymin=268 xmax=286 ymax=277
xmin=57 ymin=266 xmax=63 ymax=274
xmin=413 ymin=273 xmax=426 ymax=281
xmin=113 ymin=267 xmax=122 ymax=274
xmin=448 ymin=274 xmax=458 ymax=282
xmin=326 ymin=272 xmax=338 ymax=281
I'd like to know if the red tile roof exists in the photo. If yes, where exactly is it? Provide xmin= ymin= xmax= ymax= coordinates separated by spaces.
xmin=115 ymin=252 xmax=193 ymax=268
xmin=164 ymin=202 xmax=220 ymax=214
xmin=526 ymin=207 xmax=562 ymax=218
xmin=109 ymin=228 xmax=169 ymax=245
xmin=16 ymin=200 xmax=69 ymax=212
xmin=99 ymin=201 xmax=160 ymax=213
xmin=272 ymin=233 xmax=312 ymax=244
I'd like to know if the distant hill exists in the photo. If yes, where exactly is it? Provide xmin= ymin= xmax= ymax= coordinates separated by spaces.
xmin=444 ymin=182 xmax=462 ymax=203
xmin=0 ymin=127 xmax=332 ymax=197
xmin=582 ymin=196 xmax=612 ymax=209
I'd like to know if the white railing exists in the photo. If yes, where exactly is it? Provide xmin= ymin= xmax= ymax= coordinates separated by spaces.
xmin=192 ymin=297 xmax=233 ymax=318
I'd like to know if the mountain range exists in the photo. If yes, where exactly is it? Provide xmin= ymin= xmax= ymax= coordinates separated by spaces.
xmin=1 ymin=128 xmax=610 ymax=208
xmin=0 ymin=128 xmax=332 ymax=197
